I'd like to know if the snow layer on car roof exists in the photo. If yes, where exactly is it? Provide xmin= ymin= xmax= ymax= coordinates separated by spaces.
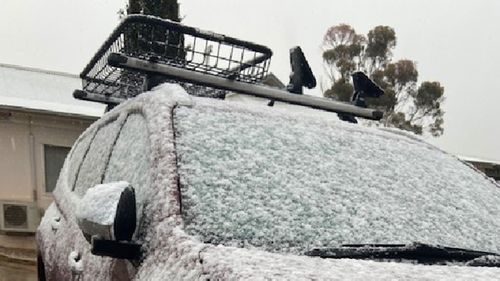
xmin=173 ymin=97 xmax=500 ymax=255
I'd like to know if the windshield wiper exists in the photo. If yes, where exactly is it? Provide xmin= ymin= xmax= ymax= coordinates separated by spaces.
xmin=304 ymin=242 xmax=500 ymax=267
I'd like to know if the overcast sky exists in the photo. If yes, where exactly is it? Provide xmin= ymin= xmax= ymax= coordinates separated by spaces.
xmin=1 ymin=0 xmax=499 ymax=161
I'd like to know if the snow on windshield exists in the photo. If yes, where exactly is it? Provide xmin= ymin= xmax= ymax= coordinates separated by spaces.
xmin=173 ymin=101 xmax=500 ymax=255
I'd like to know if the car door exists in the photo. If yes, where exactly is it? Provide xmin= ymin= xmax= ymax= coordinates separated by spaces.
xmin=66 ymin=110 xmax=151 ymax=280
xmin=57 ymin=114 xmax=124 ymax=280
xmin=101 ymin=112 xmax=152 ymax=280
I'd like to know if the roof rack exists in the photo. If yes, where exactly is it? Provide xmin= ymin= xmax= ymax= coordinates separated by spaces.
xmin=74 ymin=15 xmax=383 ymax=121
xmin=77 ymin=15 xmax=272 ymax=101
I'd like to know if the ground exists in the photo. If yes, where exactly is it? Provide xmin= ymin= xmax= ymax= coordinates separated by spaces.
xmin=0 ymin=259 xmax=36 ymax=281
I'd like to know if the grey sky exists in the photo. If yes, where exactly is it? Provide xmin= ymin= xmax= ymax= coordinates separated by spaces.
xmin=1 ymin=0 xmax=499 ymax=161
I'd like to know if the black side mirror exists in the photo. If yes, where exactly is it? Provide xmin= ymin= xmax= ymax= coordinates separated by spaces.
xmin=76 ymin=182 xmax=141 ymax=259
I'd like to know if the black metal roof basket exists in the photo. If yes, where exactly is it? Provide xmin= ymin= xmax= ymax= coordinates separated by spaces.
xmin=79 ymin=15 xmax=272 ymax=101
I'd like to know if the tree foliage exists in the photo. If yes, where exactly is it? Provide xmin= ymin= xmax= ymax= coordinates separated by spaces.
xmin=127 ymin=0 xmax=180 ymax=21
xmin=322 ymin=24 xmax=444 ymax=136
xmin=124 ymin=0 xmax=185 ymax=66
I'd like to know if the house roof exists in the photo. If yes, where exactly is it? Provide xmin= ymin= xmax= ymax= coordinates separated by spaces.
xmin=459 ymin=155 xmax=500 ymax=166
xmin=262 ymin=73 xmax=285 ymax=89
xmin=0 ymin=63 xmax=105 ymax=119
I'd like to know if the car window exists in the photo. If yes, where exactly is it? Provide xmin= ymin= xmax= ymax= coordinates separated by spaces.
xmin=174 ymin=104 xmax=500 ymax=255
xmin=74 ymin=119 xmax=121 ymax=196
xmin=103 ymin=113 xmax=151 ymax=216
xmin=67 ymin=129 xmax=95 ymax=191
xmin=44 ymin=144 xmax=71 ymax=193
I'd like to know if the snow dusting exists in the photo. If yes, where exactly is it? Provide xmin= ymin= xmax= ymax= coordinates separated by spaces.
xmin=74 ymin=119 xmax=123 ymax=196
xmin=201 ymin=245 xmax=500 ymax=280
xmin=76 ymin=181 xmax=129 ymax=225
xmin=174 ymin=98 xmax=500 ymax=255
xmin=37 ymin=83 xmax=500 ymax=280
xmin=104 ymin=113 xmax=151 ymax=240
xmin=68 ymin=251 xmax=83 ymax=274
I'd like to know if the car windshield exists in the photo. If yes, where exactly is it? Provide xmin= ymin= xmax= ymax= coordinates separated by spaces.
xmin=173 ymin=102 xmax=500 ymax=255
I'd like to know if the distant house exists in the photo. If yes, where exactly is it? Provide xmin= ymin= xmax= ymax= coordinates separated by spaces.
xmin=461 ymin=156 xmax=500 ymax=182
xmin=262 ymin=73 xmax=286 ymax=89
xmin=0 ymin=63 xmax=104 ymax=236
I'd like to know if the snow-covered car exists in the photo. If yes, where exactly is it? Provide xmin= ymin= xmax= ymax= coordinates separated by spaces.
xmin=37 ymin=84 xmax=500 ymax=280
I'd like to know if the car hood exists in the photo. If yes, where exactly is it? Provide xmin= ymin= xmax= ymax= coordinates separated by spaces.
xmin=134 ymin=224 xmax=500 ymax=280
xmin=198 ymin=245 xmax=500 ymax=280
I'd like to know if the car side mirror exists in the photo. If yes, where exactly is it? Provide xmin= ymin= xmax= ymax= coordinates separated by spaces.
xmin=76 ymin=181 xmax=141 ymax=259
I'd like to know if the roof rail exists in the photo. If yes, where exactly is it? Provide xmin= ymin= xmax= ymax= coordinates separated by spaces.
xmin=104 ymin=53 xmax=382 ymax=120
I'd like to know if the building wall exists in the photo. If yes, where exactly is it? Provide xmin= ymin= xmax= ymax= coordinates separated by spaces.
xmin=0 ymin=109 xmax=95 ymax=211
xmin=0 ymin=117 xmax=32 ymax=201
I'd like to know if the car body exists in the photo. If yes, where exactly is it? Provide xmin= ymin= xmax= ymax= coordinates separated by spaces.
xmin=37 ymin=84 xmax=500 ymax=280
